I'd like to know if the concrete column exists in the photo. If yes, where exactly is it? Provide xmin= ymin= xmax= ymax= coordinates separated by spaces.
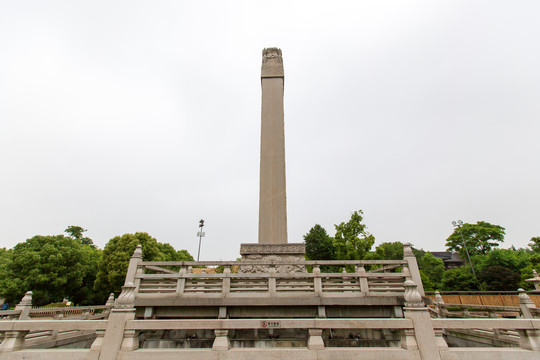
xmin=258 ymin=48 xmax=288 ymax=245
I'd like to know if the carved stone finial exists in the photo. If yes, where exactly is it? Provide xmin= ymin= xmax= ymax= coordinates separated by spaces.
xmin=19 ymin=291 xmax=33 ymax=306
xmin=116 ymin=282 xmax=136 ymax=309
xmin=403 ymin=243 xmax=414 ymax=257
xmin=132 ymin=245 xmax=143 ymax=259
xmin=518 ymin=288 xmax=533 ymax=304
xmin=261 ymin=47 xmax=284 ymax=78
xmin=434 ymin=291 xmax=444 ymax=304
xmin=403 ymin=280 xmax=424 ymax=307
xmin=105 ymin=293 xmax=115 ymax=307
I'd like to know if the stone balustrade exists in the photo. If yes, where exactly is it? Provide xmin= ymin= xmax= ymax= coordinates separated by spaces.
xmin=132 ymin=259 xmax=410 ymax=299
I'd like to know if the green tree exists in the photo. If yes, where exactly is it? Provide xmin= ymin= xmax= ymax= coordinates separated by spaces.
xmin=441 ymin=266 xmax=479 ymax=291
xmin=304 ymin=225 xmax=335 ymax=261
xmin=333 ymin=210 xmax=375 ymax=260
xmin=157 ymin=243 xmax=194 ymax=261
xmin=420 ymin=270 xmax=436 ymax=291
xmin=478 ymin=265 xmax=520 ymax=291
xmin=445 ymin=221 xmax=505 ymax=257
xmin=419 ymin=252 xmax=445 ymax=290
xmin=368 ymin=242 xmax=404 ymax=260
xmin=474 ymin=248 xmax=530 ymax=274
xmin=65 ymin=226 xmax=95 ymax=248
xmin=0 ymin=235 xmax=100 ymax=306
xmin=94 ymin=232 xmax=193 ymax=300
xmin=529 ymin=237 xmax=540 ymax=252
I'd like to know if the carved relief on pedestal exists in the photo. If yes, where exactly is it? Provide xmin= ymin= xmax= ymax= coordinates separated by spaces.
xmin=261 ymin=47 xmax=284 ymax=78
xmin=239 ymin=254 xmax=306 ymax=273
xmin=240 ymin=243 xmax=305 ymax=255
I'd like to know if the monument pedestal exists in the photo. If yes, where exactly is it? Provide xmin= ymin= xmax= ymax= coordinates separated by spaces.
xmin=239 ymin=243 xmax=306 ymax=273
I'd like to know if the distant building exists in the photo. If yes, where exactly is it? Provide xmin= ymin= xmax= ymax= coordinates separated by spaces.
xmin=430 ymin=251 xmax=463 ymax=269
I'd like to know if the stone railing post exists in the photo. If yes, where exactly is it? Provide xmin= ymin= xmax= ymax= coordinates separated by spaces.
xmin=313 ymin=265 xmax=322 ymax=294
xmin=402 ymin=280 xmax=444 ymax=359
xmin=519 ymin=288 xmax=537 ymax=319
xmin=517 ymin=288 xmax=540 ymax=351
xmin=0 ymin=291 xmax=33 ymax=352
xmin=403 ymin=243 xmax=424 ymax=296
xmin=357 ymin=266 xmax=369 ymax=293
xmin=103 ymin=293 xmax=115 ymax=317
xmin=212 ymin=330 xmax=230 ymax=350
xmin=222 ymin=266 xmax=231 ymax=295
xmin=98 ymin=282 xmax=137 ymax=360
xmin=308 ymin=329 xmax=324 ymax=350
xmin=434 ymin=291 xmax=445 ymax=317
xmin=124 ymin=245 xmax=142 ymax=286
xmin=176 ymin=266 xmax=187 ymax=295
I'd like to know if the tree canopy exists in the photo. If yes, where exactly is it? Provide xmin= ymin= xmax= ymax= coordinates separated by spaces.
xmin=304 ymin=224 xmax=335 ymax=261
xmin=65 ymin=226 xmax=95 ymax=248
xmin=94 ymin=232 xmax=193 ymax=300
xmin=445 ymin=221 xmax=505 ymax=256
xmin=333 ymin=210 xmax=375 ymax=260
xmin=0 ymin=227 xmax=194 ymax=306
xmin=529 ymin=237 xmax=540 ymax=252
xmin=0 ymin=235 xmax=101 ymax=306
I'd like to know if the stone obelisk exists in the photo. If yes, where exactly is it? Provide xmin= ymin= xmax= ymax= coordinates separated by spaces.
xmin=258 ymin=48 xmax=287 ymax=245
xmin=240 ymin=48 xmax=305 ymax=272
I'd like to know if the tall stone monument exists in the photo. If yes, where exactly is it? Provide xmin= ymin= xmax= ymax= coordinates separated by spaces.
xmin=240 ymin=48 xmax=305 ymax=272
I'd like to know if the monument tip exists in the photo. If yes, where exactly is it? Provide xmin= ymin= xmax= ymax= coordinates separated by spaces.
xmin=261 ymin=48 xmax=284 ymax=78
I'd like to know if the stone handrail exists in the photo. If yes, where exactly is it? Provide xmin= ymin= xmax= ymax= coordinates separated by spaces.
xmin=439 ymin=303 xmax=521 ymax=313
xmin=141 ymin=260 xmax=407 ymax=266
xmin=431 ymin=318 xmax=540 ymax=330
xmin=0 ymin=319 xmax=108 ymax=331
xmin=0 ymin=310 xmax=21 ymax=318
xmin=134 ymin=269 xmax=409 ymax=297
xmin=126 ymin=318 xmax=414 ymax=330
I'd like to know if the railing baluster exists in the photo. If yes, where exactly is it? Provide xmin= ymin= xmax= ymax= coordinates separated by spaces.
xmin=313 ymin=265 xmax=322 ymax=294
xmin=176 ymin=266 xmax=186 ymax=295
xmin=358 ymin=266 xmax=369 ymax=293
xmin=222 ymin=266 xmax=231 ymax=295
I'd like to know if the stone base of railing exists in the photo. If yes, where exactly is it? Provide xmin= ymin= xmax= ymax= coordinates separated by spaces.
xmin=239 ymin=243 xmax=306 ymax=273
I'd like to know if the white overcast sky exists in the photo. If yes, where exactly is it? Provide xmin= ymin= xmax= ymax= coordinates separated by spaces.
xmin=1 ymin=1 xmax=539 ymax=260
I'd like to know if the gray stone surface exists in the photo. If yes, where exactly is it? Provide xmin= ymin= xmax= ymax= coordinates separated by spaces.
xmin=258 ymin=48 xmax=288 ymax=246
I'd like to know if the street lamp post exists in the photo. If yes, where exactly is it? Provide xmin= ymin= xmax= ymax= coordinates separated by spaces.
xmin=452 ymin=220 xmax=477 ymax=279
xmin=196 ymin=219 xmax=205 ymax=262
